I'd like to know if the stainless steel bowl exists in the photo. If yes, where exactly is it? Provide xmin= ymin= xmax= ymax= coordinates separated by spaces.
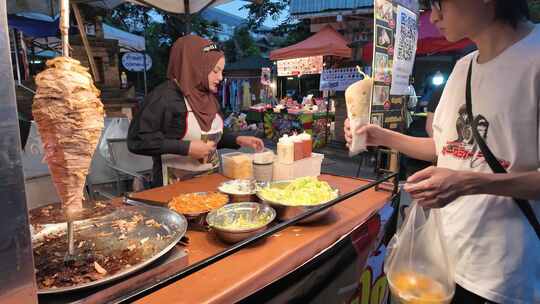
xmin=168 ymin=192 xmax=229 ymax=226
xmin=256 ymin=180 xmax=338 ymax=224
xmin=206 ymin=202 xmax=276 ymax=243
xmin=218 ymin=180 xmax=261 ymax=203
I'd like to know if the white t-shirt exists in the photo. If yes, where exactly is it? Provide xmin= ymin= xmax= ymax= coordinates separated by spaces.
xmin=433 ymin=25 xmax=540 ymax=304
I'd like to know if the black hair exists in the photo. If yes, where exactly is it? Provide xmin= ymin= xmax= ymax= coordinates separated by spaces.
xmin=494 ymin=0 xmax=530 ymax=28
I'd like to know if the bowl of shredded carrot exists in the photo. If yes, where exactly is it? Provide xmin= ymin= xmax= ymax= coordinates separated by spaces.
xmin=168 ymin=192 xmax=229 ymax=220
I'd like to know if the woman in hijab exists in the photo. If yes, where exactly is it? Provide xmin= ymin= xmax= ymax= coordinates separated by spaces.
xmin=128 ymin=35 xmax=264 ymax=187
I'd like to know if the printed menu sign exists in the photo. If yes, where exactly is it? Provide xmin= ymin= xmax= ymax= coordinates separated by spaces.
xmin=277 ymin=56 xmax=323 ymax=77
xmin=371 ymin=0 xmax=419 ymax=131
xmin=320 ymin=67 xmax=365 ymax=91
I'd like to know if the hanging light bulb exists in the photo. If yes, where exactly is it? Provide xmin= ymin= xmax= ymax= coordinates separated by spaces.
xmin=432 ymin=71 xmax=445 ymax=86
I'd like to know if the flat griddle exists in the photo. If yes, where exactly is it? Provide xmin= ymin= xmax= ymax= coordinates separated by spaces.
xmin=31 ymin=199 xmax=187 ymax=294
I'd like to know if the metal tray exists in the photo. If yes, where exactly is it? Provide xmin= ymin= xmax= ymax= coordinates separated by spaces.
xmin=32 ymin=199 xmax=187 ymax=294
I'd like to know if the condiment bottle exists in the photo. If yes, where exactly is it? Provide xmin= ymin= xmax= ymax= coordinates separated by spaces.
xmin=292 ymin=135 xmax=304 ymax=161
xmin=300 ymin=132 xmax=312 ymax=158
xmin=277 ymin=135 xmax=294 ymax=164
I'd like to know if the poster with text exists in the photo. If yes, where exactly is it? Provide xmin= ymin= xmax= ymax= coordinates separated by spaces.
xmin=320 ymin=67 xmax=365 ymax=91
xmin=371 ymin=0 xmax=419 ymax=132
xmin=391 ymin=6 xmax=418 ymax=95
xmin=277 ymin=56 xmax=323 ymax=77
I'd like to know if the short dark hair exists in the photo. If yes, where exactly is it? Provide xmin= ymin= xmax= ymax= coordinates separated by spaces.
xmin=494 ymin=0 xmax=530 ymax=28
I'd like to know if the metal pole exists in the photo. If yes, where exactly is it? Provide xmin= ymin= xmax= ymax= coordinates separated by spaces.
xmin=60 ymin=0 xmax=70 ymax=56
xmin=142 ymin=10 xmax=148 ymax=95
xmin=184 ymin=0 xmax=191 ymax=35
xmin=0 ymin=0 xmax=38 ymax=302
xmin=11 ymin=29 xmax=22 ymax=86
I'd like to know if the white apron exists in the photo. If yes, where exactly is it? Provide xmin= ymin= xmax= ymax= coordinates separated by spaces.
xmin=161 ymin=99 xmax=223 ymax=185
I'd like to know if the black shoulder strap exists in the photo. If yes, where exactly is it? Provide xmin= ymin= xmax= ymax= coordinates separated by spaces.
xmin=465 ymin=60 xmax=540 ymax=240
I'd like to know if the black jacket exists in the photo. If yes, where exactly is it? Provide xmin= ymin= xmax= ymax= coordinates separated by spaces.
xmin=127 ymin=80 xmax=239 ymax=186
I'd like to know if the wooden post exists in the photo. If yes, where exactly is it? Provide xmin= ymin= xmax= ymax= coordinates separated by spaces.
xmin=184 ymin=0 xmax=191 ymax=35
xmin=72 ymin=3 xmax=99 ymax=82
xmin=60 ymin=0 xmax=69 ymax=56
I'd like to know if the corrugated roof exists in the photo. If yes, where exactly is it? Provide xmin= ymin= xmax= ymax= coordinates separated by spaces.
xmin=224 ymin=56 xmax=272 ymax=71
xmin=201 ymin=8 xmax=246 ymax=28
xmin=290 ymin=0 xmax=373 ymax=15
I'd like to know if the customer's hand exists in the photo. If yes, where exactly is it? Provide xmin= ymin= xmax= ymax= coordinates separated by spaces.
xmin=236 ymin=136 xmax=265 ymax=152
xmin=188 ymin=140 xmax=216 ymax=160
xmin=403 ymin=166 xmax=472 ymax=209
xmin=344 ymin=118 xmax=391 ymax=148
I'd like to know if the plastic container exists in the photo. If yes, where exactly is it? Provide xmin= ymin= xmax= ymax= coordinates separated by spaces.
xmin=253 ymin=162 xmax=274 ymax=182
xmin=272 ymin=153 xmax=324 ymax=181
xmin=222 ymin=152 xmax=253 ymax=180
xmin=252 ymin=149 xmax=274 ymax=164
xmin=253 ymin=149 xmax=274 ymax=182
xmin=299 ymin=132 xmax=312 ymax=158
xmin=277 ymin=135 xmax=294 ymax=164
xmin=292 ymin=135 xmax=304 ymax=161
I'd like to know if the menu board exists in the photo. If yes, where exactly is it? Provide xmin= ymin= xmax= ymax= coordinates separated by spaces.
xmin=320 ymin=67 xmax=366 ymax=91
xmin=277 ymin=56 xmax=324 ymax=77
xmin=371 ymin=0 xmax=419 ymax=131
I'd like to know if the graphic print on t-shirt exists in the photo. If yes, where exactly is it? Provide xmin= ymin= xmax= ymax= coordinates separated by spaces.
xmin=441 ymin=104 xmax=510 ymax=169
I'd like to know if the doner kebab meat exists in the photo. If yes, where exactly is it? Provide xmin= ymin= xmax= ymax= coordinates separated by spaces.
xmin=33 ymin=57 xmax=104 ymax=218
xmin=345 ymin=71 xmax=373 ymax=156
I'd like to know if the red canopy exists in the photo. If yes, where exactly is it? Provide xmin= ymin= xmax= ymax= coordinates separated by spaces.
xmin=362 ymin=10 xmax=473 ymax=63
xmin=270 ymin=25 xmax=352 ymax=61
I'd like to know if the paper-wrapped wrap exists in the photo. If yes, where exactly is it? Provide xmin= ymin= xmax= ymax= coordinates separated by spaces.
xmin=345 ymin=71 xmax=373 ymax=156
xmin=32 ymin=57 xmax=104 ymax=219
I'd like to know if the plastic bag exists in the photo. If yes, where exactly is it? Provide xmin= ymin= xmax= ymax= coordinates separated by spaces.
xmin=348 ymin=117 xmax=368 ymax=156
xmin=98 ymin=118 xmax=130 ymax=162
xmin=345 ymin=68 xmax=372 ymax=156
xmin=384 ymin=201 xmax=455 ymax=304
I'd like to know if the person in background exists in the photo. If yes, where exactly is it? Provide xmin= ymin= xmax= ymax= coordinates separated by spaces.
xmin=425 ymin=83 xmax=445 ymax=137
xmin=417 ymin=73 xmax=435 ymax=112
xmin=405 ymin=76 xmax=418 ymax=129
xmin=345 ymin=0 xmax=539 ymax=302
xmin=128 ymin=35 xmax=263 ymax=187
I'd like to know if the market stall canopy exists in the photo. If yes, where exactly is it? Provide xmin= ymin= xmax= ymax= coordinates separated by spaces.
xmin=7 ymin=0 xmax=232 ymax=15
xmin=8 ymin=14 xmax=145 ymax=52
xmin=8 ymin=14 xmax=60 ymax=37
xmin=132 ymin=0 xmax=232 ymax=14
xmin=103 ymin=23 xmax=145 ymax=51
xmin=415 ymin=10 xmax=473 ymax=54
xmin=269 ymin=25 xmax=352 ymax=61
xmin=361 ymin=10 xmax=473 ymax=63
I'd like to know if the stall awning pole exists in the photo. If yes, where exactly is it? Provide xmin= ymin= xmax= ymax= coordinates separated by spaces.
xmin=72 ymin=2 xmax=100 ymax=82
xmin=10 ymin=28 xmax=22 ymax=85
xmin=60 ymin=0 xmax=69 ymax=56
xmin=143 ymin=10 xmax=148 ymax=95
xmin=184 ymin=0 xmax=191 ymax=35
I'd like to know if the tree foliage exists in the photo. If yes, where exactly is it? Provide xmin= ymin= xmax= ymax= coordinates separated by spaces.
xmin=103 ymin=3 xmax=223 ymax=90
xmin=242 ymin=0 xmax=311 ymax=48
xmin=530 ymin=0 xmax=540 ymax=23
xmin=223 ymin=26 xmax=261 ymax=63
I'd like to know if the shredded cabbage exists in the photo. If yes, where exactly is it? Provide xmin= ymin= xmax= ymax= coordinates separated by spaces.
xmin=259 ymin=177 xmax=338 ymax=206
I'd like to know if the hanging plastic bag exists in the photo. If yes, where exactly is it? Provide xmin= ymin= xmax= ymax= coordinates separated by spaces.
xmin=384 ymin=201 xmax=455 ymax=304
xmin=98 ymin=118 xmax=130 ymax=162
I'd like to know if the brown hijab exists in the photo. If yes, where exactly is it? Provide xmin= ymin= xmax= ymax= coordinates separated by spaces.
xmin=167 ymin=35 xmax=224 ymax=132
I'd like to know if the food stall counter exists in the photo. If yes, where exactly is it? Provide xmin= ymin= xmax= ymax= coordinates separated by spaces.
xmin=129 ymin=173 xmax=393 ymax=304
